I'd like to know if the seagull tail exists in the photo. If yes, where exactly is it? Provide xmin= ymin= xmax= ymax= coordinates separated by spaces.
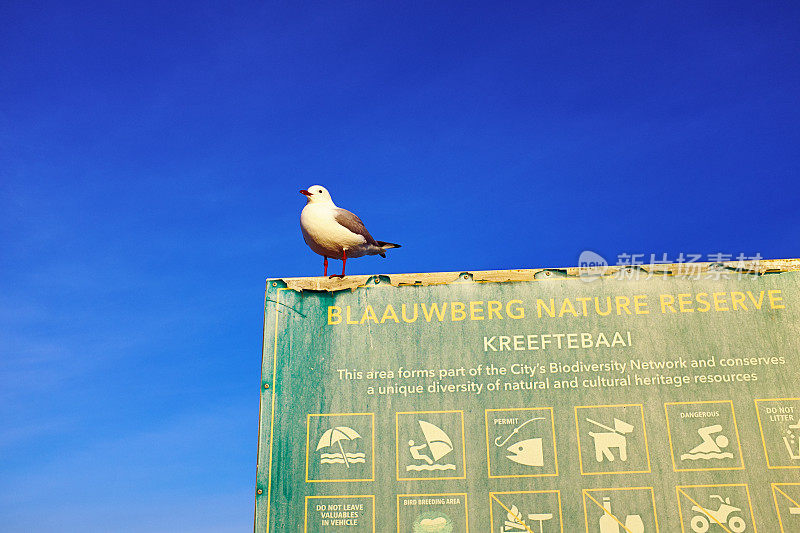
xmin=376 ymin=241 xmax=401 ymax=258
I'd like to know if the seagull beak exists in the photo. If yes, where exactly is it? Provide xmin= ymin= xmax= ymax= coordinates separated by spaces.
xmin=300 ymin=190 xmax=312 ymax=196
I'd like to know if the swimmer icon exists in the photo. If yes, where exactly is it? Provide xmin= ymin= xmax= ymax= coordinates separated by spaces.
xmin=665 ymin=401 xmax=744 ymax=471
xmin=681 ymin=425 xmax=734 ymax=461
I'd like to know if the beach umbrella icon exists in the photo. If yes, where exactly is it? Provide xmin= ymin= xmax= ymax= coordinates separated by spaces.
xmin=316 ymin=426 xmax=362 ymax=467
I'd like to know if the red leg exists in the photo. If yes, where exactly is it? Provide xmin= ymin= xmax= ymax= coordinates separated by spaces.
xmin=323 ymin=256 xmax=328 ymax=277
xmin=330 ymin=249 xmax=347 ymax=278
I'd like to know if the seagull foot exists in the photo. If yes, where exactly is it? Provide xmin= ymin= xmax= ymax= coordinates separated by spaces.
xmin=328 ymin=274 xmax=345 ymax=279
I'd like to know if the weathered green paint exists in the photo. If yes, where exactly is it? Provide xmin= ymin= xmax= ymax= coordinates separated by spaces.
xmin=256 ymin=261 xmax=800 ymax=532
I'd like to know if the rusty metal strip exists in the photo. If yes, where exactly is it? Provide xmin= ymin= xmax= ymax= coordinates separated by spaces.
xmin=272 ymin=258 xmax=800 ymax=292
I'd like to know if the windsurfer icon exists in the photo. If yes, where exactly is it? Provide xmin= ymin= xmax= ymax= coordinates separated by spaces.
xmin=408 ymin=440 xmax=434 ymax=464
xmin=406 ymin=420 xmax=456 ymax=471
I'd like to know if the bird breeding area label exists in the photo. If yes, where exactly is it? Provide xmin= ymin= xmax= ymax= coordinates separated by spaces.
xmin=255 ymin=260 xmax=800 ymax=532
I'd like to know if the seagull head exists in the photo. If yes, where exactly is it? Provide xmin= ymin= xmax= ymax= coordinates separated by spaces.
xmin=299 ymin=185 xmax=334 ymax=205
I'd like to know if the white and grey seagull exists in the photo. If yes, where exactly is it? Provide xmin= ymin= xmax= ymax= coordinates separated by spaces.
xmin=300 ymin=185 xmax=401 ymax=278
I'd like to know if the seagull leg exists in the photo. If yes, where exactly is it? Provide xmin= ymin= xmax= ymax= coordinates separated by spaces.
xmin=330 ymin=249 xmax=346 ymax=278
xmin=323 ymin=256 xmax=328 ymax=277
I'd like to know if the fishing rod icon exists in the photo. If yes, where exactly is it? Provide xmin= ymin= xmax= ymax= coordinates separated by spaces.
xmin=495 ymin=418 xmax=546 ymax=467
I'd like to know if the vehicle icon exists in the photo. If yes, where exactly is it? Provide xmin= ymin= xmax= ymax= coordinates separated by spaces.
xmin=690 ymin=495 xmax=746 ymax=532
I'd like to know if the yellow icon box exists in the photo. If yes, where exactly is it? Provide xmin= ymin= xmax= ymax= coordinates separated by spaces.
xmin=754 ymin=398 xmax=800 ymax=469
xmin=485 ymin=407 xmax=559 ymax=478
xmin=490 ymin=490 xmax=563 ymax=532
xmin=304 ymin=495 xmax=375 ymax=533
xmin=582 ymin=487 xmax=659 ymax=533
xmin=305 ymin=412 xmax=375 ymax=483
xmin=395 ymin=410 xmax=466 ymax=481
xmin=574 ymin=403 xmax=651 ymax=475
xmin=772 ymin=483 xmax=800 ymax=532
xmin=396 ymin=493 xmax=469 ymax=533
xmin=675 ymin=484 xmax=756 ymax=533
xmin=664 ymin=400 xmax=744 ymax=472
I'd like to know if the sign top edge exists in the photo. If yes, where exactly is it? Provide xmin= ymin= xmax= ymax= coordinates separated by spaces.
xmin=265 ymin=257 xmax=800 ymax=292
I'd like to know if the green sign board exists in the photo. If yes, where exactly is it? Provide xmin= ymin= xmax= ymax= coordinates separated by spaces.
xmin=255 ymin=260 xmax=800 ymax=532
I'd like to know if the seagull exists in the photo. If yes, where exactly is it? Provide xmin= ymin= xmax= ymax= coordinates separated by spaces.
xmin=300 ymin=185 xmax=401 ymax=278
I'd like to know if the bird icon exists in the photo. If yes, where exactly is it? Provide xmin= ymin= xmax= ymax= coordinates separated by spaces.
xmin=300 ymin=185 xmax=400 ymax=278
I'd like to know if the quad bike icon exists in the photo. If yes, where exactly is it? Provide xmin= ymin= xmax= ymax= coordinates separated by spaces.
xmin=690 ymin=495 xmax=746 ymax=532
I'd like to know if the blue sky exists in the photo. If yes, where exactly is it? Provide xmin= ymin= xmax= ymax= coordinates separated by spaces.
xmin=2 ymin=2 xmax=799 ymax=531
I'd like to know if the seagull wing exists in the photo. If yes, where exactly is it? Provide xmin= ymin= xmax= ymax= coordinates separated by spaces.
xmin=334 ymin=208 xmax=378 ymax=246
